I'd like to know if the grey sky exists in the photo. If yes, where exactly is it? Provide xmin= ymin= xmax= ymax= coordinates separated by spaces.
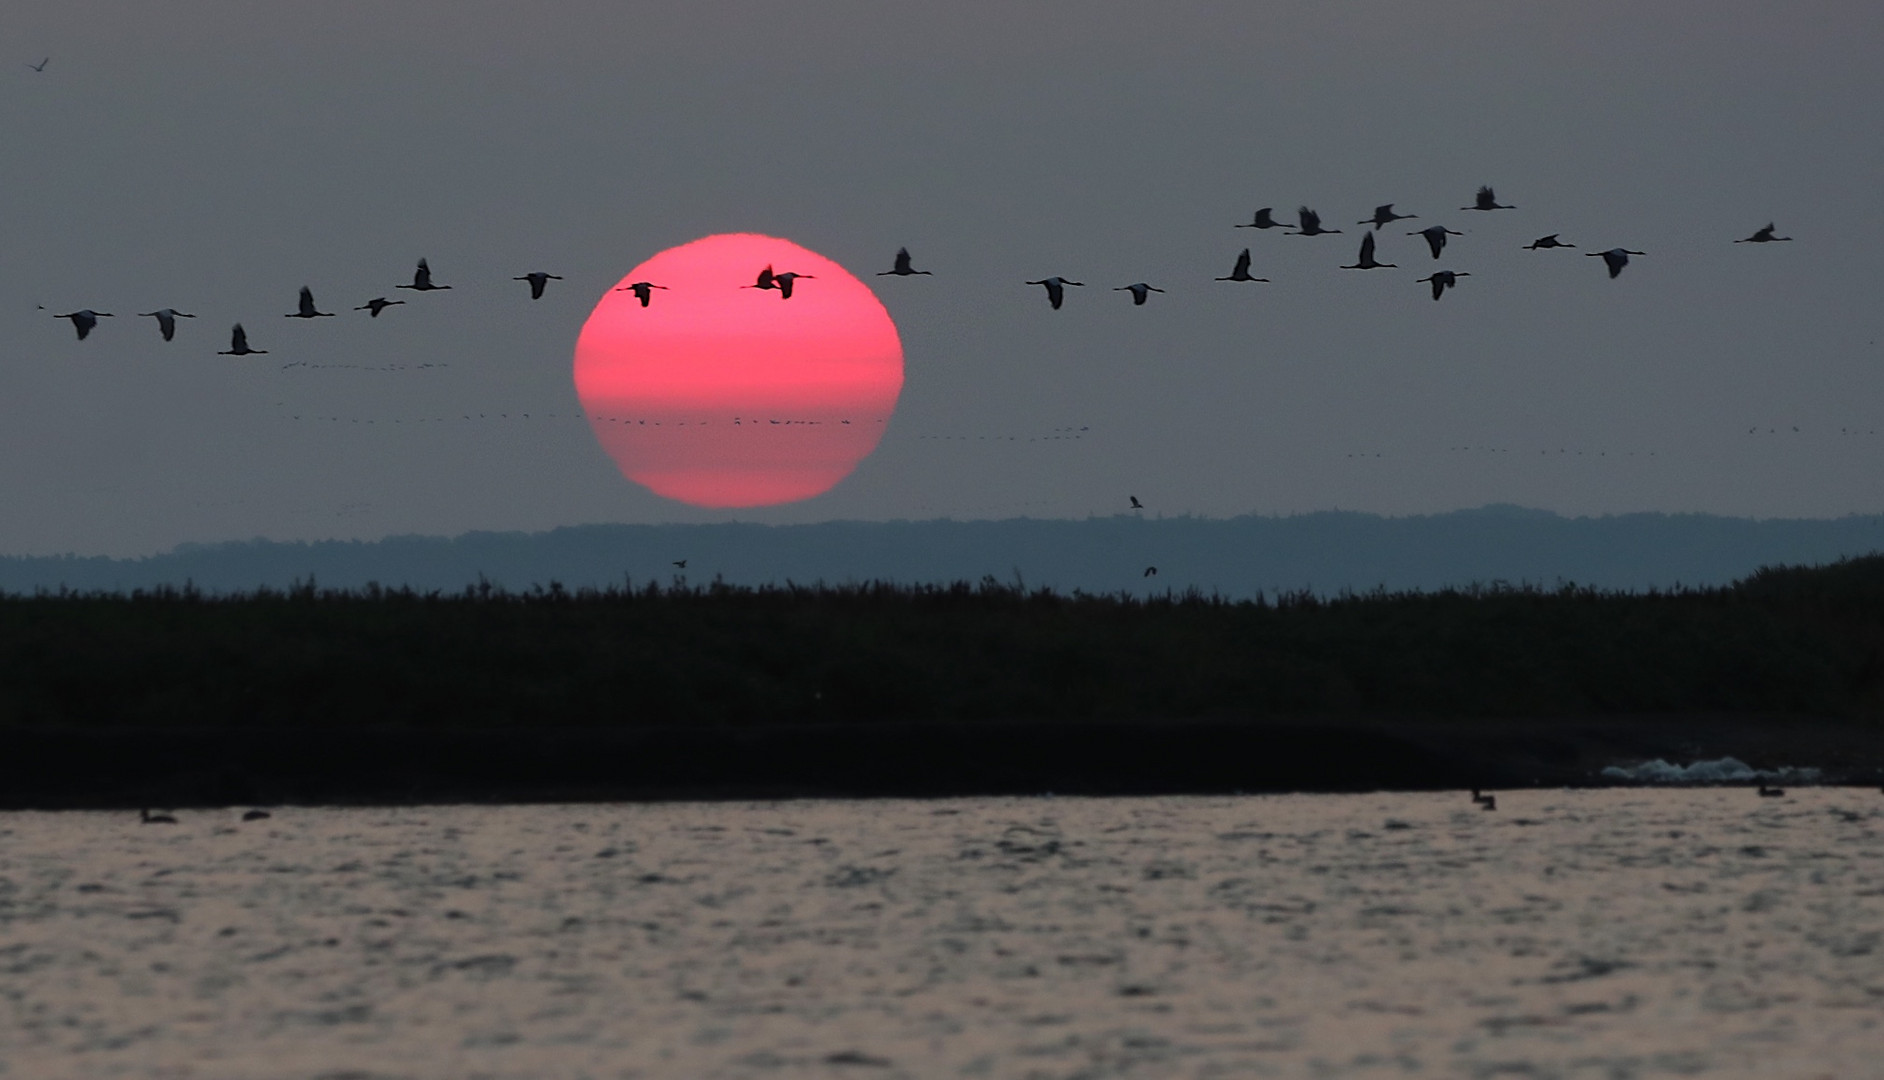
xmin=3 ymin=1 xmax=1880 ymax=557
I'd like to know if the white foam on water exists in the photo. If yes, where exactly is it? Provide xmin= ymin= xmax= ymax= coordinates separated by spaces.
xmin=1600 ymin=756 xmax=1824 ymax=783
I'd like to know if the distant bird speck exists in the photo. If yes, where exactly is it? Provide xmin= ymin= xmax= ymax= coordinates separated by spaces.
xmin=140 ymin=808 xmax=176 ymax=825
xmin=1360 ymin=203 xmax=1416 ymax=228
xmin=1411 ymin=225 xmax=1464 ymax=259
xmin=218 ymin=323 xmax=266 ymax=355
xmin=514 ymin=272 xmax=563 ymax=299
xmin=286 ymin=286 xmax=335 ymax=319
xmin=672 ymin=560 xmax=687 ymax=569
xmin=1340 ymin=232 xmax=1396 ymax=270
xmin=137 ymin=308 xmax=195 ymax=341
xmin=1129 ymin=495 xmax=1144 ymax=509
xmin=1114 ymin=283 xmax=1165 ymax=305
xmin=1288 ymin=207 xmax=1342 ymax=236
xmin=1215 ymin=250 xmax=1269 ymax=283
xmin=1588 ymin=248 xmax=1645 ymax=278
xmin=242 ymin=809 xmax=271 ymax=822
xmin=1524 ymin=234 xmax=1575 ymax=250
xmin=613 ymin=282 xmax=668 ymax=307
xmin=1235 ymin=207 xmax=1287 ymax=229
xmin=1025 ymin=277 xmax=1084 ymax=309
xmin=56 ymin=310 xmax=112 ymax=340
xmin=1416 ymin=271 xmax=1469 ymax=301
xmin=1463 ymin=185 xmax=1514 ymax=211
xmin=878 ymin=248 xmax=932 ymax=276
xmin=28 ymin=58 xmax=49 ymax=72
xmin=355 ymin=297 xmax=404 ymax=317
xmin=1143 ymin=566 xmax=1158 ymax=577
xmin=1736 ymin=223 xmax=1792 ymax=244
xmin=396 ymin=258 xmax=451 ymax=291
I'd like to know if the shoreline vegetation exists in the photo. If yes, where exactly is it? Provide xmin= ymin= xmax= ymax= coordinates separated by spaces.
xmin=2 ymin=556 xmax=1880 ymax=807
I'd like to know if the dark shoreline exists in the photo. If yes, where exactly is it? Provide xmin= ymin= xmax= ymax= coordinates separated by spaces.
xmin=5 ymin=714 xmax=1878 ymax=810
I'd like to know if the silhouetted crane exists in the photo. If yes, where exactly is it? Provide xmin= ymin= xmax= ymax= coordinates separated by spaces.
xmin=1288 ymin=207 xmax=1342 ymax=236
xmin=1736 ymin=223 xmax=1792 ymax=244
xmin=1524 ymin=234 xmax=1575 ymax=250
xmin=1360 ymin=203 xmax=1416 ymax=228
xmin=1462 ymin=186 xmax=1513 ymax=211
xmin=1025 ymin=277 xmax=1084 ymax=309
xmin=56 ymin=310 xmax=111 ymax=340
xmin=514 ymin=272 xmax=562 ymax=299
xmin=1411 ymin=225 xmax=1464 ymax=259
xmin=1235 ymin=207 xmax=1287 ymax=229
xmin=217 ymin=323 xmax=266 ymax=355
xmin=773 ymin=271 xmax=813 ymax=299
xmin=613 ymin=281 xmax=668 ymax=307
xmin=286 ymin=286 xmax=334 ymax=318
xmin=744 ymin=265 xmax=778 ymax=292
xmin=1114 ymin=282 xmax=1165 ymax=305
xmin=1588 ymin=248 xmax=1645 ymax=278
xmin=1340 ymin=232 xmax=1396 ymax=270
xmin=138 ymin=308 xmax=194 ymax=341
xmin=878 ymin=248 xmax=932 ymax=276
xmin=396 ymin=258 xmax=451 ymax=291
xmin=1416 ymin=271 xmax=1469 ymax=301
xmin=1215 ymin=250 xmax=1269 ymax=282
xmin=355 ymin=297 xmax=405 ymax=317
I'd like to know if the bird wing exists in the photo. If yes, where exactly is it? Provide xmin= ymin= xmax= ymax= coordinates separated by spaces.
xmin=1359 ymin=232 xmax=1376 ymax=260
xmin=1301 ymin=208 xmax=1322 ymax=230
xmin=231 ymin=325 xmax=249 ymax=350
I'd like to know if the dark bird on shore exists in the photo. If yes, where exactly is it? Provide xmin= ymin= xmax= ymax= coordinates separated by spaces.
xmin=514 ymin=272 xmax=562 ymax=299
xmin=28 ymin=58 xmax=49 ymax=72
xmin=1360 ymin=204 xmax=1416 ymax=228
xmin=773 ymin=271 xmax=813 ymax=299
xmin=1129 ymin=495 xmax=1144 ymax=509
xmin=1472 ymin=788 xmax=1495 ymax=806
xmin=1411 ymin=225 xmax=1464 ymax=259
xmin=1114 ymin=282 xmax=1165 ymax=305
xmin=1026 ymin=277 xmax=1084 ymax=309
xmin=1288 ymin=207 xmax=1342 ymax=236
xmin=878 ymin=248 xmax=932 ymax=276
xmin=1525 ymin=234 xmax=1575 ymax=250
xmin=1736 ymin=223 xmax=1792 ymax=244
xmin=217 ymin=323 xmax=266 ymax=355
xmin=242 ymin=809 xmax=271 ymax=822
xmin=140 ymin=808 xmax=177 ymax=825
xmin=1143 ymin=566 xmax=1158 ymax=577
xmin=744 ymin=265 xmax=778 ymax=292
xmin=56 ymin=310 xmax=112 ymax=340
xmin=286 ymin=286 xmax=335 ymax=318
xmin=138 ymin=308 xmax=194 ymax=341
xmin=1236 ymin=207 xmax=1287 ymax=229
xmin=1757 ymin=784 xmax=1785 ymax=797
xmin=355 ymin=297 xmax=405 ymax=317
xmin=1340 ymin=232 xmax=1396 ymax=270
xmin=1462 ymin=185 xmax=1514 ymax=211
xmin=396 ymin=258 xmax=451 ymax=291
xmin=1416 ymin=271 xmax=1469 ymax=301
xmin=1588 ymin=248 xmax=1645 ymax=278
xmin=614 ymin=281 xmax=667 ymax=307
xmin=1215 ymin=250 xmax=1269 ymax=283
xmin=1480 ymin=795 xmax=1497 ymax=811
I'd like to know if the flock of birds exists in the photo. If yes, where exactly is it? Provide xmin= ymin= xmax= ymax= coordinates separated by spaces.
xmin=46 ymin=186 xmax=1796 ymax=353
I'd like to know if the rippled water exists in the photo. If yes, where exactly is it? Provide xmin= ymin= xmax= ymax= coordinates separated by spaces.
xmin=3 ymin=790 xmax=1881 ymax=1078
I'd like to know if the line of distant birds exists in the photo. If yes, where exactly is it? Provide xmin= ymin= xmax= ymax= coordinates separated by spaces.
xmin=46 ymin=187 xmax=1794 ymax=352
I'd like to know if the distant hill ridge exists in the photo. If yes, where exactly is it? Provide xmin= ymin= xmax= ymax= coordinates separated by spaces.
xmin=4 ymin=506 xmax=1881 ymax=597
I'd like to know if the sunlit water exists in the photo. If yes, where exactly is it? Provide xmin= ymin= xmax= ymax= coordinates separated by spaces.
xmin=3 ymin=790 xmax=1881 ymax=1078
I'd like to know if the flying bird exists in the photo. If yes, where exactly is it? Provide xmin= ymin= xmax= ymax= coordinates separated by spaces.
xmin=1143 ymin=566 xmax=1158 ymax=577
xmin=613 ymin=281 xmax=667 ymax=307
xmin=138 ymin=308 xmax=195 ymax=341
xmin=773 ymin=271 xmax=814 ymax=299
xmin=55 ymin=310 xmax=112 ymax=340
xmin=1288 ymin=207 xmax=1342 ymax=236
xmin=1415 ymin=271 xmax=1469 ymax=301
xmin=1025 ymin=277 xmax=1084 ymax=309
xmin=286 ymin=286 xmax=335 ymax=318
xmin=1588 ymin=248 xmax=1645 ymax=278
xmin=396 ymin=258 xmax=451 ymax=291
xmin=672 ymin=560 xmax=687 ymax=569
xmin=1235 ymin=207 xmax=1287 ymax=229
xmin=1411 ymin=225 xmax=1464 ymax=259
xmin=1114 ymin=282 xmax=1165 ymax=305
xmin=1736 ymin=223 xmax=1792 ymax=244
xmin=1524 ymin=234 xmax=1575 ymax=250
xmin=514 ymin=272 xmax=563 ymax=299
xmin=1462 ymin=186 xmax=1514 ymax=211
xmin=1129 ymin=495 xmax=1144 ymax=509
xmin=28 ymin=58 xmax=49 ymax=72
xmin=1340 ymin=231 xmax=1396 ymax=270
xmin=1360 ymin=204 xmax=1416 ymax=228
xmin=1215 ymin=249 xmax=1269 ymax=282
xmin=217 ymin=323 xmax=266 ymax=355
xmin=355 ymin=297 xmax=405 ymax=317
xmin=878 ymin=248 xmax=932 ymax=276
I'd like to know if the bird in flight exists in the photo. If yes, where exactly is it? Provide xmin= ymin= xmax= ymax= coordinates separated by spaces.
xmin=56 ymin=310 xmax=112 ymax=340
xmin=514 ymin=272 xmax=563 ymax=299
xmin=1359 ymin=204 xmax=1416 ymax=228
xmin=1416 ymin=271 xmax=1469 ymax=301
xmin=1462 ymin=186 xmax=1514 ymax=211
xmin=1130 ymin=495 xmax=1144 ymax=509
xmin=1340 ymin=231 xmax=1396 ymax=270
xmin=138 ymin=308 xmax=195 ymax=341
xmin=744 ymin=265 xmax=778 ymax=292
xmin=27 ymin=58 xmax=48 ymax=72
xmin=1236 ymin=207 xmax=1287 ymax=229
xmin=1588 ymin=248 xmax=1645 ymax=278
xmin=1736 ymin=223 xmax=1792 ymax=244
xmin=397 ymin=258 xmax=451 ymax=291
xmin=1215 ymin=249 xmax=1269 ymax=283
xmin=1524 ymin=234 xmax=1575 ymax=250
xmin=672 ymin=560 xmax=687 ymax=569
xmin=773 ymin=271 xmax=814 ymax=299
xmin=1411 ymin=225 xmax=1464 ymax=259
xmin=1288 ymin=207 xmax=1342 ymax=236
xmin=1026 ymin=277 xmax=1084 ymax=309
xmin=1114 ymin=282 xmax=1165 ymax=305
xmin=1143 ymin=566 xmax=1158 ymax=577
xmin=614 ymin=281 xmax=667 ymax=307
xmin=878 ymin=248 xmax=932 ymax=276
xmin=218 ymin=324 xmax=266 ymax=355
xmin=286 ymin=286 xmax=335 ymax=318
xmin=355 ymin=297 xmax=405 ymax=317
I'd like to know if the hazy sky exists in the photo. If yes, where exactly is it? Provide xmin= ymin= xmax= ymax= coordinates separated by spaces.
xmin=3 ymin=1 xmax=1880 ymax=556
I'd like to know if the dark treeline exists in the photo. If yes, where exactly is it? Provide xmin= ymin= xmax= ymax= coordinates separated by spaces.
xmin=4 ymin=555 xmax=1881 ymax=730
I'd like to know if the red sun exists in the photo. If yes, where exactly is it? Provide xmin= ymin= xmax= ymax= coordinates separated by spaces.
xmin=573 ymin=234 xmax=904 ymax=508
